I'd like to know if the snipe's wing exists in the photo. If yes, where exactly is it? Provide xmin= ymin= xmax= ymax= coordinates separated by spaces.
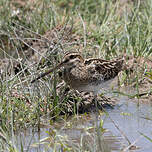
xmin=84 ymin=58 xmax=124 ymax=81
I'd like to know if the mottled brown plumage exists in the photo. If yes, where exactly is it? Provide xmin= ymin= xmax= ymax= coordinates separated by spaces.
xmin=31 ymin=52 xmax=124 ymax=94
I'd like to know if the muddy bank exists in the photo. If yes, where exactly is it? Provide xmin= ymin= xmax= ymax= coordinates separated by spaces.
xmin=1 ymin=24 xmax=152 ymax=117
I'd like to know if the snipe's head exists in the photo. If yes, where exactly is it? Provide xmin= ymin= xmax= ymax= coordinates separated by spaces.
xmin=61 ymin=52 xmax=84 ymax=69
xmin=31 ymin=52 xmax=84 ymax=83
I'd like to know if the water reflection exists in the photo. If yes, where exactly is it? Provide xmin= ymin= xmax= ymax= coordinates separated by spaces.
xmin=15 ymin=97 xmax=152 ymax=152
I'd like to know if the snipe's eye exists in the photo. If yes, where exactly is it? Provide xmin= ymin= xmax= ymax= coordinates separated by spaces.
xmin=69 ymin=55 xmax=75 ymax=59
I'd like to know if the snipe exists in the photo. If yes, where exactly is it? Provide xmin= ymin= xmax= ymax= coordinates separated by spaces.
xmin=31 ymin=52 xmax=125 ymax=95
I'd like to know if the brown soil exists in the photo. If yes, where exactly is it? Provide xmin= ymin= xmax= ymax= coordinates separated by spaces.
xmin=121 ymin=55 xmax=152 ymax=103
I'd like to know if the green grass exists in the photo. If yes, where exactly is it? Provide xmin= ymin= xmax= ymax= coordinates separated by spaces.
xmin=1 ymin=0 xmax=152 ymax=151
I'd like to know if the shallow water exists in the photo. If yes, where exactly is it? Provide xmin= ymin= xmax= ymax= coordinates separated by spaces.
xmin=15 ymin=96 xmax=152 ymax=152
xmin=104 ymin=97 xmax=152 ymax=151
